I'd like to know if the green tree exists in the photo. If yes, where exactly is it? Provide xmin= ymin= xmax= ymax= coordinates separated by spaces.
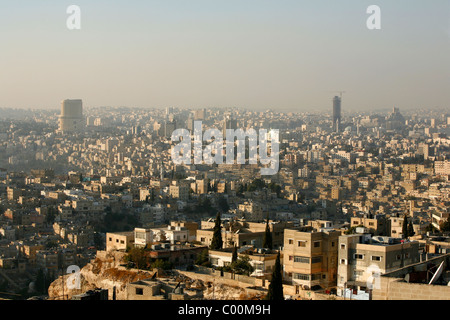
xmin=408 ymin=220 xmax=415 ymax=237
xmin=231 ymin=255 xmax=254 ymax=276
xmin=210 ymin=212 xmax=223 ymax=250
xmin=237 ymin=184 xmax=245 ymax=195
xmin=231 ymin=245 xmax=238 ymax=263
xmin=195 ymin=249 xmax=211 ymax=267
xmin=152 ymin=259 xmax=173 ymax=270
xmin=402 ymin=214 xmax=409 ymax=239
xmin=45 ymin=206 xmax=57 ymax=224
xmin=217 ymin=196 xmax=230 ymax=212
xmin=124 ymin=247 xmax=149 ymax=269
xmin=266 ymin=251 xmax=283 ymax=300
xmin=263 ymin=215 xmax=273 ymax=249
xmin=35 ymin=268 xmax=51 ymax=295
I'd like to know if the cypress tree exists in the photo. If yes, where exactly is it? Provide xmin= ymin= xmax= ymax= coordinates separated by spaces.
xmin=408 ymin=220 xmax=415 ymax=237
xmin=402 ymin=214 xmax=409 ymax=239
xmin=231 ymin=244 xmax=238 ymax=263
xmin=263 ymin=215 xmax=273 ymax=249
xmin=266 ymin=251 xmax=283 ymax=300
xmin=210 ymin=212 xmax=223 ymax=250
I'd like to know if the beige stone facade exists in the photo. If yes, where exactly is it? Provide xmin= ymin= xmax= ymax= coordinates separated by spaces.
xmin=283 ymin=228 xmax=340 ymax=290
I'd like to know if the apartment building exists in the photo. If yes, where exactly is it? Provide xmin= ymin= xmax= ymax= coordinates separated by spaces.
xmin=350 ymin=214 xmax=388 ymax=235
xmin=196 ymin=219 xmax=293 ymax=249
xmin=208 ymin=246 xmax=280 ymax=278
xmin=170 ymin=221 xmax=198 ymax=242
xmin=283 ymin=227 xmax=340 ymax=290
xmin=337 ymin=233 xmax=420 ymax=299
xmin=238 ymin=201 xmax=264 ymax=222
xmin=134 ymin=228 xmax=153 ymax=248
xmin=431 ymin=212 xmax=450 ymax=231
xmin=435 ymin=160 xmax=450 ymax=176
xmin=169 ymin=181 xmax=189 ymax=201
xmin=35 ymin=250 xmax=59 ymax=275
xmin=106 ymin=231 xmax=134 ymax=251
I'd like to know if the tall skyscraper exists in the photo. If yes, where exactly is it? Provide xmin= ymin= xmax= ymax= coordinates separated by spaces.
xmin=332 ymin=96 xmax=341 ymax=132
xmin=164 ymin=120 xmax=176 ymax=138
xmin=194 ymin=108 xmax=206 ymax=120
xmin=223 ymin=116 xmax=238 ymax=136
xmin=59 ymin=99 xmax=84 ymax=133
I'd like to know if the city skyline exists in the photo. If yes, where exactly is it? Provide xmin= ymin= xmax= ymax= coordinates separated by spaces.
xmin=0 ymin=1 xmax=449 ymax=111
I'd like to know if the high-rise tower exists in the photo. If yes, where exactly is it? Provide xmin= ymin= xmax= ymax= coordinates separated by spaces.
xmin=332 ymin=96 xmax=341 ymax=132
xmin=223 ymin=116 xmax=237 ymax=136
xmin=58 ymin=99 xmax=84 ymax=133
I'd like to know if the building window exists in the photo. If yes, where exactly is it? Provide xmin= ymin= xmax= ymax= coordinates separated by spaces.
xmin=200 ymin=237 xmax=206 ymax=242
xmin=313 ymin=241 xmax=321 ymax=248
xmin=311 ymin=256 xmax=322 ymax=264
xmin=331 ymin=241 xmax=335 ymax=247
xmin=294 ymin=256 xmax=310 ymax=263
xmin=354 ymin=254 xmax=364 ymax=260
xmin=371 ymin=256 xmax=382 ymax=261
xmin=297 ymin=240 xmax=306 ymax=247
xmin=288 ymin=239 xmax=294 ymax=245
xmin=340 ymin=243 xmax=346 ymax=250
xmin=340 ymin=259 xmax=347 ymax=265
xmin=293 ymin=273 xmax=310 ymax=281
xmin=135 ymin=288 xmax=143 ymax=295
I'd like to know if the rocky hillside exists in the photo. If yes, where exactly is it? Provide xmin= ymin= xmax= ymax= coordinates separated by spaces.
xmin=48 ymin=250 xmax=266 ymax=300
xmin=48 ymin=251 xmax=153 ymax=300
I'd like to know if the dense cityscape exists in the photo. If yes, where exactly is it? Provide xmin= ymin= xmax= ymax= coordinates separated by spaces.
xmin=0 ymin=99 xmax=448 ymax=300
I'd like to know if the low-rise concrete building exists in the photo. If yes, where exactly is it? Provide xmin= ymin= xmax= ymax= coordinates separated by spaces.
xmin=283 ymin=227 xmax=340 ymax=291
xmin=337 ymin=234 xmax=420 ymax=299
xmin=106 ymin=231 xmax=134 ymax=251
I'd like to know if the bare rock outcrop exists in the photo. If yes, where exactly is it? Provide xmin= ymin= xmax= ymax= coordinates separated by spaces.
xmin=48 ymin=251 xmax=153 ymax=300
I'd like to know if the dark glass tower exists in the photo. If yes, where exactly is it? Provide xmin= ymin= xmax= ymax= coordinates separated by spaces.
xmin=332 ymin=96 xmax=341 ymax=132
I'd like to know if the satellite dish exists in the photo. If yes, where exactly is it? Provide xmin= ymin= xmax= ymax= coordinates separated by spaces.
xmin=428 ymin=261 xmax=444 ymax=285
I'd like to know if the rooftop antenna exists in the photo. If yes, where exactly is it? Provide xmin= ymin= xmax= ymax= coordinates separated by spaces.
xmin=328 ymin=91 xmax=346 ymax=99
xmin=336 ymin=91 xmax=346 ymax=99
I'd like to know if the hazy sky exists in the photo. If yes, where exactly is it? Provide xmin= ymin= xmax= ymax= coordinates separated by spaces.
xmin=0 ymin=0 xmax=449 ymax=112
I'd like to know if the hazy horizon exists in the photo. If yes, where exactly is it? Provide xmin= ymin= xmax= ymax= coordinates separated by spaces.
xmin=1 ymin=0 xmax=449 ymax=112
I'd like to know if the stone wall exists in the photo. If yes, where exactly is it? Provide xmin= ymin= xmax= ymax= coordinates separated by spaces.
xmin=373 ymin=277 xmax=450 ymax=300
xmin=372 ymin=253 xmax=450 ymax=300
